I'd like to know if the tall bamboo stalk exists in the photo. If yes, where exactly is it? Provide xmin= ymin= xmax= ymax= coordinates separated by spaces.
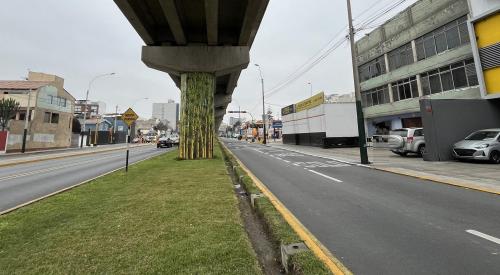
xmin=179 ymin=72 xmax=215 ymax=159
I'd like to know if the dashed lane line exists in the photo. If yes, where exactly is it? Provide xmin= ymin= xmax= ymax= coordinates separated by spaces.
xmin=466 ymin=230 xmax=500 ymax=245
xmin=307 ymin=169 xmax=343 ymax=183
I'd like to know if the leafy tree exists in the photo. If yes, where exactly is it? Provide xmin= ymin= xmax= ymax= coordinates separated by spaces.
xmin=72 ymin=117 xmax=81 ymax=133
xmin=154 ymin=121 xmax=169 ymax=131
xmin=0 ymin=98 xmax=20 ymax=131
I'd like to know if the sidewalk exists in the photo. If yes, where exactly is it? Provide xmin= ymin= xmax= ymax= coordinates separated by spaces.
xmin=267 ymin=142 xmax=500 ymax=195
xmin=0 ymin=143 xmax=152 ymax=167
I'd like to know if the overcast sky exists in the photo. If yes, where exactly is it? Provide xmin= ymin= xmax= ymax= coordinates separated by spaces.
xmin=0 ymin=0 xmax=416 ymax=121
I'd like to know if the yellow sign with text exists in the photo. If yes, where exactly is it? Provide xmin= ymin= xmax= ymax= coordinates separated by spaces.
xmin=295 ymin=92 xmax=325 ymax=112
xmin=122 ymin=108 xmax=139 ymax=126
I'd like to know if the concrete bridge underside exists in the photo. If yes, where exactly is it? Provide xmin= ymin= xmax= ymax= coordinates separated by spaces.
xmin=114 ymin=0 xmax=269 ymax=128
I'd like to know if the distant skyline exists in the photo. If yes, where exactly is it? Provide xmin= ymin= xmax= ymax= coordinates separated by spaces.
xmin=0 ymin=0 xmax=416 ymax=121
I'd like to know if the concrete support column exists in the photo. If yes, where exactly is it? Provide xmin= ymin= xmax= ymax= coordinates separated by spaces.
xmin=179 ymin=72 xmax=215 ymax=160
xmin=416 ymin=74 xmax=424 ymax=97
xmin=411 ymin=40 xmax=418 ymax=63
xmin=384 ymin=53 xmax=390 ymax=73
xmin=388 ymin=83 xmax=394 ymax=102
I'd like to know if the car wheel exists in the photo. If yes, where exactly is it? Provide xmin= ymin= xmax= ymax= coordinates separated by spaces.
xmin=418 ymin=145 xmax=426 ymax=157
xmin=490 ymin=151 xmax=500 ymax=164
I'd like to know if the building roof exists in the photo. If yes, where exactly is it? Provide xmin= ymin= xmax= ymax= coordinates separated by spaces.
xmin=0 ymin=81 xmax=50 ymax=90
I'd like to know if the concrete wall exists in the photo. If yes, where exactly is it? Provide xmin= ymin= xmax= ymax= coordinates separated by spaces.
xmin=420 ymin=98 xmax=500 ymax=161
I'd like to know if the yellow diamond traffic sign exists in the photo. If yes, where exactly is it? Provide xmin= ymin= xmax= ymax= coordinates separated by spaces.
xmin=122 ymin=108 xmax=139 ymax=126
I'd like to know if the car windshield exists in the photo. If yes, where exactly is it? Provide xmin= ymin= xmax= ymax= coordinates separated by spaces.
xmin=465 ymin=131 xmax=499 ymax=141
xmin=390 ymin=129 xmax=408 ymax=137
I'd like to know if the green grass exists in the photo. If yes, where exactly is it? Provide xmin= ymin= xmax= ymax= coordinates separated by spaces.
xmin=220 ymin=142 xmax=332 ymax=275
xmin=0 ymin=146 xmax=262 ymax=275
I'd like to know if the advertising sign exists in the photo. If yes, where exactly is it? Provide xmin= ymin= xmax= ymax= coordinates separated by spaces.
xmin=281 ymin=104 xmax=295 ymax=116
xmin=295 ymin=92 xmax=325 ymax=112
xmin=468 ymin=0 xmax=500 ymax=98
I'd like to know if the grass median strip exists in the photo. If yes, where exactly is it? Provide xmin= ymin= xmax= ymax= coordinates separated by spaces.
xmin=0 ymin=146 xmax=262 ymax=274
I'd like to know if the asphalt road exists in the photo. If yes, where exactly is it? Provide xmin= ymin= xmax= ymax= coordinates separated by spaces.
xmin=222 ymin=139 xmax=500 ymax=275
xmin=0 ymin=145 xmax=171 ymax=213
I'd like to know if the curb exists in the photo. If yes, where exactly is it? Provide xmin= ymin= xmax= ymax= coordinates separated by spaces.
xmin=220 ymin=141 xmax=352 ymax=275
xmin=0 ymin=148 xmax=169 ymax=216
xmin=0 ymin=143 xmax=153 ymax=168
xmin=267 ymin=144 xmax=500 ymax=196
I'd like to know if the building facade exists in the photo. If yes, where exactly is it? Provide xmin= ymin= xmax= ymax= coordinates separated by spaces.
xmin=152 ymin=100 xmax=179 ymax=130
xmin=356 ymin=0 xmax=480 ymax=136
xmin=75 ymin=100 xmax=106 ymax=119
xmin=0 ymin=72 xmax=75 ymax=152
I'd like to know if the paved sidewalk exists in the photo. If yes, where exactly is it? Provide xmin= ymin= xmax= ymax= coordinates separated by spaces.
xmin=267 ymin=142 xmax=500 ymax=194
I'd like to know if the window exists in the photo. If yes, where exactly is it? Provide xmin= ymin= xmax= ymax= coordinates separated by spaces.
xmin=44 ymin=112 xmax=51 ymax=123
xmin=18 ymin=112 xmax=26 ymax=121
xmin=361 ymin=85 xmax=390 ymax=107
xmin=415 ymin=16 xmax=470 ymax=61
xmin=392 ymin=77 xmax=418 ymax=102
xmin=51 ymin=113 xmax=59 ymax=124
xmin=359 ymin=56 xmax=386 ymax=82
xmin=420 ymin=58 xmax=478 ymax=95
xmin=388 ymin=43 xmax=414 ymax=71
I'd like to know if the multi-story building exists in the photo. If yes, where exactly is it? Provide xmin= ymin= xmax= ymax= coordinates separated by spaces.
xmin=356 ymin=0 xmax=480 ymax=136
xmin=75 ymin=100 xmax=106 ymax=119
xmin=152 ymin=100 xmax=179 ymax=131
xmin=0 ymin=72 xmax=75 ymax=152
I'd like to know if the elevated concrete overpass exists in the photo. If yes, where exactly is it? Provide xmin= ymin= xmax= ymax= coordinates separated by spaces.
xmin=114 ymin=0 xmax=269 ymax=159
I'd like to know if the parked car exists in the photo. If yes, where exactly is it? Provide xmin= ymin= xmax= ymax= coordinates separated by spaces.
xmin=157 ymin=135 xmax=173 ymax=148
xmin=452 ymin=129 xmax=500 ymax=164
xmin=168 ymin=133 xmax=179 ymax=144
xmin=389 ymin=128 xmax=426 ymax=157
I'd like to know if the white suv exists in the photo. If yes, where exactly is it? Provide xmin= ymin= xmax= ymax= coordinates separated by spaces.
xmin=390 ymin=128 xmax=426 ymax=157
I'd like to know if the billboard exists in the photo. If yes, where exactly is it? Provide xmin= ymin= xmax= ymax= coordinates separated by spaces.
xmin=295 ymin=92 xmax=325 ymax=112
xmin=468 ymin=1 xmax=500 ymax=98
xmin=281 ymin=104 xmax=295 ymax=116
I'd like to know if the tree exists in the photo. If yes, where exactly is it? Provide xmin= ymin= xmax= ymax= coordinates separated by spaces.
xmin=154 ymin=121 xmax=169 ymax=131
xmin=72 ymin=117 xmax=81 ymax=133
xmin=0 ymin=98 xmax=20 ymax=131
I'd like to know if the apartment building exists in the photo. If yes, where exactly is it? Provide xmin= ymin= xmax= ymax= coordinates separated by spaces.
xmin=355 ymin=0 xmax=480 ymax=136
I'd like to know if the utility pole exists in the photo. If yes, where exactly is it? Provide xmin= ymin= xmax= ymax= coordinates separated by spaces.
xmin=113 ymin=105 xmax=118 ymax=143
xmin=255 ymin=64 xmax=267 ymax=144
xmin=21 ymin=89 xmax=32 ymax=153
xmin=347 ymin=0 xmax=370 ymax=164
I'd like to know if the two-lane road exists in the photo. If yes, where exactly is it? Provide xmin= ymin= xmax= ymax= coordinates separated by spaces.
xmin=222 ymin=139 xmax=500 ymax=274
xmin=0 ymin=145 xmax=171 ymax=213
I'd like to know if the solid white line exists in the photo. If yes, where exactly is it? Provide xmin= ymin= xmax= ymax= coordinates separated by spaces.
xmin=283 ymin=160 xmax=291 ymax=163
xmin=307 ymin=169 xmax=343 ymax=183
xmin=466 ymin=230 xmax=500 ymax=245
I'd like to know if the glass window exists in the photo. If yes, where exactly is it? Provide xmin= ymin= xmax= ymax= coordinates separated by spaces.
xmin=429 ymin=73 xmax=442 ymax=94
xmin=440 ymin=69 xmax=454 ymax=91
xmin=411 ymin=78 xmax=419 ymax=97
xmin=445 ymin=25 xmax=460 ymax=49
xmin=421 ymin=74 xmax=431 ymax=95
xmin=388 ymin=43 xmax=413 ymax=71
xmin=423 ymin=35 xmax=436 ymax=58
xmin=465 ymin=60 xmax=478 ymax=86
xmin=51 ymin=113 xmax=59 ymax=124
xmin=434 ymin=29 xmax=447 ymax=53
xmin=452 ymin=67 xmax=467 ymax=88
xmin=458 ymin=21 xmax=469 ymax=43
xmin=358 ymin=56 xmax=386 ymax=81
xmin=392 ymin=84 xmax=399 ymax=101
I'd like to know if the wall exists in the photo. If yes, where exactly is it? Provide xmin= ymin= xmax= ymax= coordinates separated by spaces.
xmin=324 ymin=103 xmax=358 ymax=137
xmin=420 ymin=98 xmax=500 ymax=161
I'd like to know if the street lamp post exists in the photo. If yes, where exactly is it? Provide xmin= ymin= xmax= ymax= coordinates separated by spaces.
xmin=81 ymin=72 xmax=115 ymax=148
xmin=254 ymin=64 xmax=267 ymax=144
xmin=21 ymin=88 xmax=32 ymax=153
xmin=308 ymin=82 xmax=313 ymax=97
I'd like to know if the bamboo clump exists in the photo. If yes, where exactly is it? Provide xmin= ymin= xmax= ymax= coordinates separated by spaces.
xmin=179 ymin=72 xmax=215 ymax=159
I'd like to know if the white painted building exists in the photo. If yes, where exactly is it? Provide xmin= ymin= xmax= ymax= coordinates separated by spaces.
xmin=152 ymin=100 xmax=179 ymax=130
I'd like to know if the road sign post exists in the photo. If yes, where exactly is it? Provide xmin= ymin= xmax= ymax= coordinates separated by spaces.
xmin=122 ymin=108 xmax=139 ymax=172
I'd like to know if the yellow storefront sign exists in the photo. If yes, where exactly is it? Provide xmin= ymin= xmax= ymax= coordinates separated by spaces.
xmin=471 ymin=10 xmax=500 ymax=97
xmin=295 ymin=92 xmax=325 ymax=112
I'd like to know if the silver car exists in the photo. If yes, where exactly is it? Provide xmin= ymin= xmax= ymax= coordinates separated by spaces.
xmin=452 ymin=129 xmax=500 ymax=164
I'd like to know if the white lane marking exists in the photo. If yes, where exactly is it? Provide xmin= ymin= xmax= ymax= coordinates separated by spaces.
xmin=283 ymin=160 xmax=291 ymax=163
xmin=466 ymin=230 xmax=500 ymax=245
xmin=307 ymin=169 xmax=343 ymax=183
